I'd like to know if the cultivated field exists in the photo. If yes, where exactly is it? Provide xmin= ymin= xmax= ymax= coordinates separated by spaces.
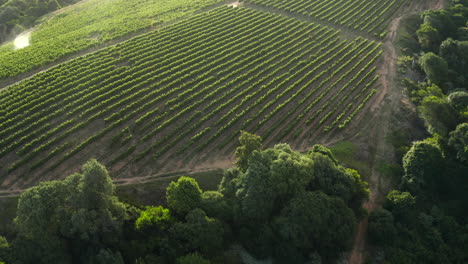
xmin=246 ymin=0 xmax=409 ymax=36
xmin=0 ymin=0 xmax=411 ymax=190
xmin=0 ymin=6 xmax=383 ymax=188
xmin=0 ymin=0 xmax=223 ymax=81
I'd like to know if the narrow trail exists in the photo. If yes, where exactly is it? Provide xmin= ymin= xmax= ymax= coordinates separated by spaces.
xmin=347 ymin=0 xmax=446 ymax=263
xmin=0 ymin=159 xmax=233 ymax=198
xmin=347 ymin=14 xmax=400 ymax=264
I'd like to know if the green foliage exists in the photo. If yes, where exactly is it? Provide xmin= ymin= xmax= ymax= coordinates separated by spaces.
xmin=0 ymin=236 xmax=8 ymax=262
xmin=200 ymin=191 xmax=230 ymax=220
xmin=220 ymin=143 xmax=367 ymax=261
xmin=448 ymin=91 xmax=468 ymax=112
xmin=421 ymin=9 xmax=459 ymax=39
xmin=166 ymin=176 xmax=202 ymax=215
xmin=0 ymin=0 xmax=223 ymax=80
xmin=0 ymin=7 xmax=383 ymax=176
xmin=13 ymin=159 xmax=128 ymax=264
xmin=176 ymin=253 xmax=211 ymax=264
xmin=368 ymin=209 xmax=396 ymax=246
xmin=403 ymin=79 xmax=445 ymax=104
xmin=419 ymin=52 xmax=449 ymax=85
xmin=385 ymin=190 xmax=415 ymax=220
xmin=417 ymin=24 xmax=441 ymax=52
xmin=135 ymin=206 xmax=172 ymax=232
xmin=309 ymin=144 xmax=338 ymax=165
xmin=236 ymin=144 xmax=315 ymax=223
xmin=0 ymin=0 xmax=79 ymax=42
xmin=308 ymin=150 xmax=369 ymax=211
xmin=448 ymin=122 xmax=468 ymax=163
xmin=439 ymin=39 xmax=468 ymax=79
xmin=376 ymin=2 xmax=468 ymax=262
xmin=170 ymin=208 xmax=224 ymax=256
xmin=234 ymin=131 xmax=262 ymax=172
xmin=275 ymin=191 xmax=356 ymax=256
xmin=401 ymin=140 xmax=445 ymax=196
xmin=418 ymin=96 xmax=458 ymax=136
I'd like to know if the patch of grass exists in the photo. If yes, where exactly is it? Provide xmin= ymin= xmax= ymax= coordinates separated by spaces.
xmin=0 ymin=197 xmax=18 ymax=238
xmin=115 ymin=169 xmax=225 ymax=207
xmin=331 ymin=141 xmax=371 ymax=177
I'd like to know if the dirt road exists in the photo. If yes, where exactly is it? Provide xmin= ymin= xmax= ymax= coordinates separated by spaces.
xmin=347 ymin=0 xmax=446 ymax=263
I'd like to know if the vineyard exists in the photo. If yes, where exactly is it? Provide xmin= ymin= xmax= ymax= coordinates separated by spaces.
xmin=246 ymin=0 xmax=409 ymax=36
xmin=0 ymin=0 xmax=223 ymax=81
xmin=0 ymin=0 xmax=404 ymax=189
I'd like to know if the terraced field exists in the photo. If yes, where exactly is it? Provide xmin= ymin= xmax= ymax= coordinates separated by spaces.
xmin=0 ymin=6 xmax=385 ymax=188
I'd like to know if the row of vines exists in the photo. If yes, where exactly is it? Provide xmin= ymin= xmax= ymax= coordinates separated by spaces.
xmin=246 ymin=0 xmax=409 ymax=36
xmin=0 ymin=6 xmax=381 ymax=187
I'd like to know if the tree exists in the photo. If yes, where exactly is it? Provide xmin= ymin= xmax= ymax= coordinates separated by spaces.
xmin=309 ymin=144 xmax=339 ymax=165
xmin=135 ymin=206 xmax=172 ymax=232
xmin=419 ymin=52 xmax=448 ymax=85
xmin=417 ymin=24 xmax=441 ymax=52
xmin=308 ymin=150 xmax=369 ymax=210
xmin=170 ymin=209 xmax=224 ymax=256
xmin=368 ymin=209 xmax=397 ymax=246
xmin=421 ymin=9 xmax=457 ymax=40
xmin=275 ymin=191 xmax=356 ymax=258
xmin=219 ymin=143 xmax=367 ymax=261
xmin=13 ymin=159 xmax=128 ymax=263
xmin=385 ymin=190 xmax=416 ymax=221
xmin=448 ymin=123 xmax=468 ymax=163
xmin=401 ymin=140 xmax=445 ymax=196
xmin=234 ymin=131 xmax=262 ymax=172
xmin=200 ymin=191 xmax=230 ymax=220
xmin=439 ymin=39 xmax=468 ymax=85
xmin=418 ymin=96 xmax=458 ymax=136
xmin=166 ymin=176 xmax=202 ymax=215
xmin=448 ymin=91 xmax=468 ymax=112
xmin=235 ymin=144 xmax=315 ymax=223
xmin=14 ymin=179 xmax=73 ymax=263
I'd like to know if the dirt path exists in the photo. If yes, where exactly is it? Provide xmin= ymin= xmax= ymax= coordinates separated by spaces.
xmin=347 ymin=0 xmax=446 ymax=263
xmin=0 ymin=159 xmax=233 ymax=198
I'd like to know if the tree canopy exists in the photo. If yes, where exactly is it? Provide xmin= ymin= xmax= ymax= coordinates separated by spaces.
xmin=3 ymin=141 xmax=370 ymax=263
xmin=166 ymin=176 xmax=202 ymax=215
xmin=13 ymin=159 xmax=127 ymax=264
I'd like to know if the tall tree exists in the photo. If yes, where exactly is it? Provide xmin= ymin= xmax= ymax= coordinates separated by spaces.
xmin=401 ymin=141 xmax=445 ymax=196
xmin=13 ymin=159 xmax=127 ymax=263
xmin=419 ymin=52 xmax=448 ymax=85
xmin=166 ymin=176 xmax=202 ymax=215
xmin=234 ymin=131 xmax=262 ymax=172
xmin=448 ymin=122 xmax=468 ymax=163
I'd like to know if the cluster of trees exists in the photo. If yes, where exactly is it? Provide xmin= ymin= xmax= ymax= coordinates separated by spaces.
xmin=368 ymin=138 xmax=468 ymax=263
xmin=0 ymin=132 xmax=370 ymax=263
xmin=402 ymin=0 xmax=468 ymax=137
xmin=369 ymin=0 xmax=468 ymax=262
xmin=0 ymin=0 xmax=79 ymax=43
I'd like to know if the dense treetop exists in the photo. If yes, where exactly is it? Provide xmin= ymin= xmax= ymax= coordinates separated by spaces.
xmin=0 ymin=134 xmax=370 ymax=263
